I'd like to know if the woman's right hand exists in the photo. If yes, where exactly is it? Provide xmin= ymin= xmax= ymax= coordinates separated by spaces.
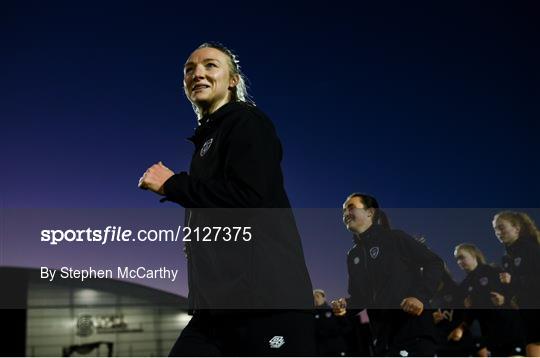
xmin=499 ymin=272 xmax=512 ymax=284
xmin=477 ymin=347 xmax=490 ymax=357
xmin=447 ymin=326 xmax=464 ymax=341
xmin=433 ymin=310 xmax=445 ymax=324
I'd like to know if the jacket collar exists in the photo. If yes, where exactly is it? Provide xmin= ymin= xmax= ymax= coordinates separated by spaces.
xmin=188 ymin=101 xmax=245 ymax=144
xmin=353 ymin=224 xmax=382 ymax=245
xmin=506 ymin=236 xmax=534 ymax=254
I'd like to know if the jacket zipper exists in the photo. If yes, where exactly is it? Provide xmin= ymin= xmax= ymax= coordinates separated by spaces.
xmin=185 ymin=209 xmax=195 ymax=313
xmin=361 ymin=245 xmax=376 ymax=306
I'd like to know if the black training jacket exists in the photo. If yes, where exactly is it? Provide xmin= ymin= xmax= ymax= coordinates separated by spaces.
xmin=346 ymin=224 xmax=445 ymax=352
xmin=347 ymin=224 xmax=444 ymax=309
xmin=458 ymin=263 xmax=525 ymax=349
xmin=162 ymin=101 xmax=313 ymax=310
xmin=502 ymin=237 xmax=540 ymax=308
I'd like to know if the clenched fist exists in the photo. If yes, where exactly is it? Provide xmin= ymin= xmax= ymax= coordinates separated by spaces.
xmin=330 ymin=298 xmax=347 ymax=316
xmin=448 ymin=325 xmax=464 ymax=342
xmin=433 ymin=310 xmax=445 ymax=324
xmin=490 ymin=291 xmax=505 ymax=307
xmin=499 ymin=272 xmax=512 ymax=284
xmin=138 ymin=161 xmax=174 ymax=195
xmin=400 ymin=297 xmax=424 ymax=316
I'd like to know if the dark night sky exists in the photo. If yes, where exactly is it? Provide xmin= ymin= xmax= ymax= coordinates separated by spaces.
xmin=2 ymin=1 xmax=539 ymax=300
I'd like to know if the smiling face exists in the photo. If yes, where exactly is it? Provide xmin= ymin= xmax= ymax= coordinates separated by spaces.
xmin=342 ymin=196 xmax=374 ymax=234
xmin=454 ymin=248 xmax=478 ymax=273
xmin=492 ymin=216 xmax=520 ymax=246
xmin=183 ymin=47 xmax=239 ymax=116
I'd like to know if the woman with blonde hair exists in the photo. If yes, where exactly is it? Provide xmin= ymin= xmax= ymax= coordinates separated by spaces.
xmin=139 ymin=42 xmax=315 ymax=356
xmin=493 ymin=211 xmax=540 ymax=357
xmin=449 ymin=243 xmax=525 ymax=356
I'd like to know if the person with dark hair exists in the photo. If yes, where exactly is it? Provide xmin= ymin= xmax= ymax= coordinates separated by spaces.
xmin=335 ymin=193 xmax=445 ymax=356
xmin=493 ymin=211 xmax=540 ymax=357
xmin=138 ymin=42 xmax=315 ymax=356
xmin=449 ymin=243 xmax=525 ymax=357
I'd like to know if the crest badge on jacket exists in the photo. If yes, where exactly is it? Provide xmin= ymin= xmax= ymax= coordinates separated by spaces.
xmin=200 ymin=138 xmax=214 ymax=157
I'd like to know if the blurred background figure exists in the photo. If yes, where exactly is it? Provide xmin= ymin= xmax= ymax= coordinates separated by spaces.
xmin=493 ymin=211 xmax=540 ymax=357
xmin=313 ymin=289 xmax=348 ymax=356
xmin=449 ymin=243 xmax=525 ymax=356
xmin=429 ymin=268 xmax=478 ymax=356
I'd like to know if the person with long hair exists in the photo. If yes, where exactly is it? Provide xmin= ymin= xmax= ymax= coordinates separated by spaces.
xmin=334 ymin=193 xmax=445 ymax=356
xmin=449 ymin=243 xmax=525 ymax=356
xmin=138 ymin=42 xmax=315 ymax=356
xmin=493 ymin=211 xmax=540 ymax=357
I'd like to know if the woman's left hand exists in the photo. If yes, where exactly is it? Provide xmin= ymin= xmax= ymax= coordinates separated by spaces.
xmin=490 ymin=291 xmax=505 ymax=306
xmin=400 ymin=297 xmax=424 ymax=316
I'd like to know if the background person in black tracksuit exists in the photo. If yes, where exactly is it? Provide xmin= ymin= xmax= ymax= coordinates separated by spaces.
xmin=493 ymin=211 xmax=540 ymax=357
xmin=313 ymin=289 xmax=348 ymax=356
xmin=335 ymin=193 xmax=445 ymax=356
xmin=449 ymin=243 xmax=525 ymax=357
xmin=429 ymin=268 xmax=478 ymax=356
xmin=139 ymin=42 xmax=315 ymax=356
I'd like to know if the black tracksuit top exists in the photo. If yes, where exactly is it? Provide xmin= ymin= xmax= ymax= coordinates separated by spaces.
xmin=347 ymin=224 xmax=444 ymax=310
xmin=502 ymin=237 xmax=540 ymax=308
xmin=346 ymin=224 xmax=445 ymax=352
xmin=459 ymin=263 xmax=508 ymax=309
xmin=458 ymin=263 xmax=525 ymax=348
xmin=162 ymin=101 xmax=313 ymax=310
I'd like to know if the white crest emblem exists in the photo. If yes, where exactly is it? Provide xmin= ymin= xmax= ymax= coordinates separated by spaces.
xmin=514 ymin=257 xmax=522 ymax=267
xmin=269 ymin=336 xmax=285 ymax=349
xmin=200 ymin=138 xmax=214 ymax=157
xmin=353 ymin=257 xmax=360 ymax=265
xmin=468 ymin=286 xmax=473 ymax=292
xmin=479 ymin=277 xmax=489 ymax=286
xmin=369 ymin=247 xmax=380 ymax=259
xmin=325 ymin=311 xmax=332 ymax=318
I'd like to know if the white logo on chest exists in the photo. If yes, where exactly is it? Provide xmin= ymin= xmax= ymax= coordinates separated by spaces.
xmin=200 ymin=138 xmax=214 ymax=157
xmin=479 ymin=277 xmax=488 ymax=286
xmin=369 ymin=247 xmax=380 ymax=259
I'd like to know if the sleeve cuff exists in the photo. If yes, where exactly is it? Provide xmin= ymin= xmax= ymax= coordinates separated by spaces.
xmin=161 ymin=172 xmax=189 ymax=205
